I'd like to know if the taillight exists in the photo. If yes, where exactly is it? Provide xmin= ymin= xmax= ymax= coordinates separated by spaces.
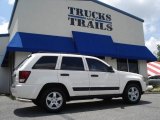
xmin=19 ymin=71 xmax=31 ymax=83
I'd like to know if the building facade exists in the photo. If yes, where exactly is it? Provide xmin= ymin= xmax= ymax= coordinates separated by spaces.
xmin=0 ymin=0 xmax=156 ymax=94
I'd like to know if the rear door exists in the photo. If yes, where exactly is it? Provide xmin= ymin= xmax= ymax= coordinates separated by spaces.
xmin=85 ymin=58 xmax=120 ymax=95
xmin=58 ymin=56 xmax=89 ymax=96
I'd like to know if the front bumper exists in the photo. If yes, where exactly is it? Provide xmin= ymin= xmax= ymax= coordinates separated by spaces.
xmin=141 ymin=81 xmax=147 ymax=93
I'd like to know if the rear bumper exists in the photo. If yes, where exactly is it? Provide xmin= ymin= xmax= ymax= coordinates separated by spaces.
xmin=11 ymin=84 xmax=41 ymax=99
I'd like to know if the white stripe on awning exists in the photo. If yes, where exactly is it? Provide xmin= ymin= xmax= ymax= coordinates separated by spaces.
xmin=150 ymin=62 xmax=160 ymax=68
xmin=147 ymin=70 xmax=156 ymax=76
xmin=147 ymin=64 xmax=160 ymax=73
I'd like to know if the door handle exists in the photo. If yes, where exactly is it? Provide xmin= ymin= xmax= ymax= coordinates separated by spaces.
xmin=91 ymin=74 xmax=99 ymax=77
xmin=60 ymin=73 xmax=69 ymax=76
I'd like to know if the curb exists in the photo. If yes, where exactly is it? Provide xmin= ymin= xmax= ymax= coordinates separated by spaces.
xmin=145 ymin=92 xmax=160 ymax=94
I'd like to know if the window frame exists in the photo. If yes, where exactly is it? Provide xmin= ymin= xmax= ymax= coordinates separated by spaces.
xmin=32 ymin=56 xmax=58 ymax=70
xmin=60 ymin=56 xmax=85 ymax=71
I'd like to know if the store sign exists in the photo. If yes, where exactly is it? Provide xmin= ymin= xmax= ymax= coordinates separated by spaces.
xmin=68 ymin=7 xmax=113 ymax=31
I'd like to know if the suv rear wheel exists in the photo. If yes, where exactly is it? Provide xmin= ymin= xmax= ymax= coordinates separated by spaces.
xmin=123 ymin=84 xmax=141 ymax=104
xmin=40 ymin=88 xmax=66 ymax=112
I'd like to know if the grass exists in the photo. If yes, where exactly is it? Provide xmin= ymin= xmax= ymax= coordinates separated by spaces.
xmin=151 ymin=86 xmax=160 ymax=92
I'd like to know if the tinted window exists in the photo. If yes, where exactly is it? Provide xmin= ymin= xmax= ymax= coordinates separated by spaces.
xmin=61 ymin=57 xmax=84 ymax=71
xmin=33 ymin=56 xmax=58 ymax=70
xmin=86 ymin=58 xmax=109 ymax=72
xmin=117 ymin=59 xmax=139 ymax=74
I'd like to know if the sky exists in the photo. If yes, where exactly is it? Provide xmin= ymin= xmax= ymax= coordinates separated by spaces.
xmin=0 ymin=0 xmax=159 ymax=55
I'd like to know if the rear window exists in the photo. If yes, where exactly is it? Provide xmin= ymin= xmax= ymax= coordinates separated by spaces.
xmin=32 ymin=56 xmax=58 ymax=70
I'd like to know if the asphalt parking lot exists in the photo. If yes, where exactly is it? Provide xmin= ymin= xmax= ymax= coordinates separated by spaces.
xmin=0 ymin=94 xmax=160 ymax=120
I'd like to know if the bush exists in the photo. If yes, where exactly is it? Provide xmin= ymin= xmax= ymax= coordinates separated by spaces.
xmin=150 ymin=85 xmax=160 ymax=92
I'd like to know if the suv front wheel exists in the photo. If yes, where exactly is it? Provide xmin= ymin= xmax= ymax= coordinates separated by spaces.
xmin=40 ymin=88 xmax=66 ymax=112
xmin=123 ymin=84 xmax=141 ymax=104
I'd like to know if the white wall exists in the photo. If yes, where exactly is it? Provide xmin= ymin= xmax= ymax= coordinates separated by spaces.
xmin=105 ymin=57 xmax=117 ymax=69
xmin=9 ymin=0 xmax=145 ymax=46
xmin=139 ymin=60 xmax=148 ymax=77
xmin=0 ymin=36 xmax=10 ymax=94
xmin=8 ymin=0 xmax=19 ymax=40
xmin=0 ymin=67 xmax=10 ymax=94
xmin=14 ymin=52 xmax=31 ymax=68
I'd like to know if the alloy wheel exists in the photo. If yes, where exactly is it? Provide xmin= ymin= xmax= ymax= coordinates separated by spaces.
xmin=128 ymin=87 xmax=139 ymax=102
xmin=46 ymin=92 xmax=63 ymax=110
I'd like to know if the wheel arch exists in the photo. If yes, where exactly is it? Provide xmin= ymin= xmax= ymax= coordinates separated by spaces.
xmin=37 ymin=83 xmax=70 ymax=101
xmin=123 ymin=80 xmax=142 ymax=94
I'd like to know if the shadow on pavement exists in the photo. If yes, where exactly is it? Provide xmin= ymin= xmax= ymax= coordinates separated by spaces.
xmin=14 ymin=99 xmax=151 ymax=118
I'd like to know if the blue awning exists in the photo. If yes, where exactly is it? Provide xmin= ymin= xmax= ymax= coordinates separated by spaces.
xmin=7 ymin=32 xmax=76 ymax=53
xmin=1 ymin=32 xmax=76 ymax=67
xmin=1 ymin=31 xmax=157 ymax=67
xmin=72 ymin=31 xmax=157 ymax=61
xmin=72 ymin=31 xmax=117 ymax=57
xmin=115 ymin=43 xmax=157 ymax=61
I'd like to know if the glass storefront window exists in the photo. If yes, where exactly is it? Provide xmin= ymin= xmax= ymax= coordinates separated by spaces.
xmin=117 ymin=59 xmax=139 ymax=74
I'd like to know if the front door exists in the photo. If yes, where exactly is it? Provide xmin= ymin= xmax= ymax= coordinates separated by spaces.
xmin=85 ymin=58 xmax=120 ymax=95
xmin=58 ymin=56 xmax=89 ymax=96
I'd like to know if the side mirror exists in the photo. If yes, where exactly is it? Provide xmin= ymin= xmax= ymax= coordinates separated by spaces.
xmin=108 ymin=66 xmax=114 ymax=73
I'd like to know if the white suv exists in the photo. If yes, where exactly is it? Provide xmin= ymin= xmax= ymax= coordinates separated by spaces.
xmin=11 ymin=53 xmax=146 ymax=112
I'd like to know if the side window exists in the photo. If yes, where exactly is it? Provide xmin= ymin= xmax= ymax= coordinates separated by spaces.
xmin=32 ymin=56 xmax=58 ymax=70
xmin=61 ymin=57 xmax=84 ymax=71
xmin=86 ymin=58 xmax=109 ymax=72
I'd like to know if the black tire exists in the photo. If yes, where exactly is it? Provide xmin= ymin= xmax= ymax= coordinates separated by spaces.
xmin=123 ymin=84 xmax=141 ymax=104
xmin=39 ymin=88 xmax=66 ymax=113
xmin=32 ymin=99 xmax=40 ymax=106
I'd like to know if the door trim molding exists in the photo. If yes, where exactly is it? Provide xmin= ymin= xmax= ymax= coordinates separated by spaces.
xmin=73 ymin=87 xmax=119 ymax=91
